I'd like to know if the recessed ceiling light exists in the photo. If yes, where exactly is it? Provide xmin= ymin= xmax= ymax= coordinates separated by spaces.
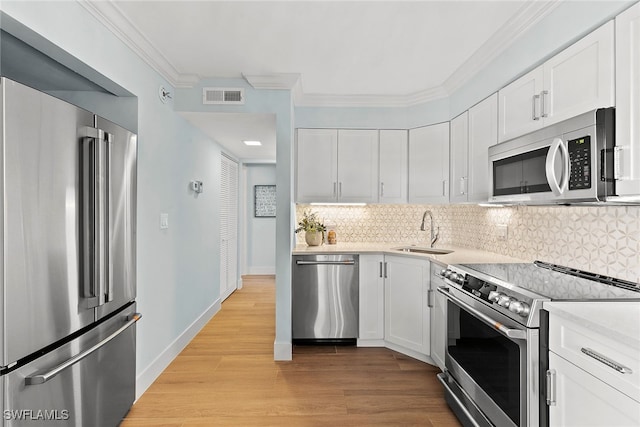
xmin=243 ymin=140 xmax=262 ymax=146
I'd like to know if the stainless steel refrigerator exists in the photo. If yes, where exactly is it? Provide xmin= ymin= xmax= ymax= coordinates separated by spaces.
xmin=0 ymin=77 xmax=139 ymax=426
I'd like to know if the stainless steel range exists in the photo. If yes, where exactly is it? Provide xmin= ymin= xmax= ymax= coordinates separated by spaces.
xmin=437 ymin=261 xmax=639 ymax=427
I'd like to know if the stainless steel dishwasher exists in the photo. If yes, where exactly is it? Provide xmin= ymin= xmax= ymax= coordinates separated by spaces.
xmin=292 ymin=254 xmax=359 ymax=344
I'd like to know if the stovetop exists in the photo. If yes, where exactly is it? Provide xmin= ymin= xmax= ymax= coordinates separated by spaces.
xmin=441 ymin=261 xmax=639 ymax=327
xmin=459 ymin=261 xmax=640 ymax=301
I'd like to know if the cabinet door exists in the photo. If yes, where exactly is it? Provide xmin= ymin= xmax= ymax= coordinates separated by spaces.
xmin=468 ymin=93 xmax=498 ymax=203
xmin=498 ymin=66 xmax=544 ymax=142
xmin=449 ymin=111 xmax=469 ymax=203
xmin=408 ymin=123 xmax=450 ymax=204
xmin=548 ymin=352 xmax=640 ymax=427
xmin=358 ymin=254 xmax=385 ymax=342
xmin=615 ymin=3 xmax=640 ymax=197
xmin=379 ymin=130 xmax=408 ymax=203
xmin=430 ymin=263 xmax=446 ymax=371
xmin=544 ymin=21 xmax=614 ymax=126
xmin=296 ymin=129 xmax=337 ymax=202
xmin=384 ymin=255 xmax=430 ymax=355
xmin=337 ymin=129 xmax=379 ymax=203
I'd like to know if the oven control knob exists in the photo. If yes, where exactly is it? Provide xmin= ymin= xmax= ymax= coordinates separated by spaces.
xmin=508 ymin=301 xmax=531 ymax=317
xmin=488 ymin=291 xmax=501 ymax=302
xmin=497 ymin=295 xmax=514 ymax=307
xmin=441 ymin=269 xmax=450 ymax=279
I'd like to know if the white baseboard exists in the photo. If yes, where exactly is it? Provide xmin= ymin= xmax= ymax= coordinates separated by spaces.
xmin=135 ymin=298 xmax=221 ymax=400
xmin=273 ymin=339 xmax=292 ymax=361
xmin=357 ymin=339 xmax=385 ymax=347
xmin=249 ymin=266 xmax=276 ymax=275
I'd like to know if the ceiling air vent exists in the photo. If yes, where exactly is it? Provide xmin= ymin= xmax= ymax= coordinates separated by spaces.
xmin=202 ymin=87 xmax=245 ymax=105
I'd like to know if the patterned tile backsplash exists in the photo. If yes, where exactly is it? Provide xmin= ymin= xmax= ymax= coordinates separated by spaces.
xmin=295 ymin=204 xmax=640 ymax=283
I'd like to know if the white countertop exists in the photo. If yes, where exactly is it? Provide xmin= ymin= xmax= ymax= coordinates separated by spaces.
xmin=293 ymin=242 xmax=528 ymax=266
xmin=544 ymin=301 xmax=640 ymax=350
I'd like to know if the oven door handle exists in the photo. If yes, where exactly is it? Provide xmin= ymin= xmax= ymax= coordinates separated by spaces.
xmin=437 ymin=287 xmax=527 ymax=340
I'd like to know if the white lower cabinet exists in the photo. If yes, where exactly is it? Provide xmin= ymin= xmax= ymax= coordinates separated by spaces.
xmin=358 ymin=254 xmax=385 ymax=343
xmin=546 ymin=308 xmax=640 ymax=426
xmin=384 ymin=255 xmax=430 ymax=357
xmin=430 ymin=263 xmax=446 ymax=371
xmin=548 ymin=352 xmax=640 ymax=426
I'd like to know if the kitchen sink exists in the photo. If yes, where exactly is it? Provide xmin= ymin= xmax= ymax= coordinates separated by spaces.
xmin=391 ymin=246 xmax=453 ymax=255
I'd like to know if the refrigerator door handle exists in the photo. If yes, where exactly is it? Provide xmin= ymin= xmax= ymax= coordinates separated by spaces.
xmin=25 ymin=313 xmax=141 ymax=386
xmin=81 ymin=127 xmax=113 ymax=308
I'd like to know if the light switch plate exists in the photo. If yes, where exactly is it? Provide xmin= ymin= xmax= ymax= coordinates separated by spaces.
xmin=497 ymin=224 xmax=508 ymax=240
xmin=160 ymin=213 xmax=169 ymax=230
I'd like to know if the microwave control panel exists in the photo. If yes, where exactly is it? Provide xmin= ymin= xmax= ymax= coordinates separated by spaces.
xmin=568 ymin=135 xmax=591 ymax=190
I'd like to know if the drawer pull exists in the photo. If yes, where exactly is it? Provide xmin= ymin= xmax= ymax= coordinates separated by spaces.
xmin=581 ymin=347 xmax=633 ymax=374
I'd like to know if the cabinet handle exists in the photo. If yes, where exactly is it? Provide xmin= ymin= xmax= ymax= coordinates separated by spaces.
xmin=533 ymin=94 xmax=541 ymax=120
xmin=427 ymin=289 xmax=434 ymax=308
xmin=546 ymin=369 xmax=556 ymax=406
xmin=339 ymin=182 xmax=342 ymax=198
xmin=541 ymin=90 xmax=549 ymax=118
xmin=581 ymin=348 xmax=633 ymax=374
xmin=333 ymin=182 xmax=337 ymax=198
xmin=380 ymin=182 xmax=385 ymax=197
xmin=442 ymin=180 xmax=448 ymax=197
xmin=379 ymin=261 xmax=383 ymax=278
xmin=383 ymin=262 xmax=388 ymax=278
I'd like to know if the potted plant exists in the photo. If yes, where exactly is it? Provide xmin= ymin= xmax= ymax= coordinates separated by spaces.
xmin=295 ymin=210 xmax=326 ymax=246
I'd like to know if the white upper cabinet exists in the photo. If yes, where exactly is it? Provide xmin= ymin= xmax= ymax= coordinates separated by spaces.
xmin=449 ymin=111 xmax=469 ymax=203
xmin=296 ymin=129 xmax=338 ymax=203
xmin=337 ymin=130 xmax=379 ymax=203
xmin=499 ymin=21 xmax=614 ymax=142
xmin=468 ymin=93 xmax=498 ymax=202
xmin=408 ymin=123 xmax=450 ymax=204
xmin=615 ymin=2 xmax=640 ymax=198
xmin=379 ymin=130 xmax=408 ymax=203
xmin=295 ymin=129 xmax=379 ymax=203
xmin=498 ymin=66 xmax=544 ymax=142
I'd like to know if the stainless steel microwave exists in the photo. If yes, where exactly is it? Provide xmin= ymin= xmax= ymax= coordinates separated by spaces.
xmin=488 ymin=108 xmax=615 ymax=204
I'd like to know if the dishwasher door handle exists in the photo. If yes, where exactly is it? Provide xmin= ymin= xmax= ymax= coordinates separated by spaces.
xmin=296 ymin=260 xmax=356 ymax=266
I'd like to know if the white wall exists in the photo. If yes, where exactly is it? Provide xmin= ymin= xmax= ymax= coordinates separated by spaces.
xmin=244 ymin=164 xmax=277 ymax=275
xmin=0 ymin=1 xmax=225 ymax=395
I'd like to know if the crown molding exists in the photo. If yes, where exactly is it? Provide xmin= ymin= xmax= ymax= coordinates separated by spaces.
xmin=78 ymin=0 xmax=561 ymax=106
xmin=243 ymin=73 xmax=301 ymax=90
xmin=77 ymin=0 xmax=198 ymax=88
xmin=295 ymin=85 xmax=449 ymax=108
xmin=443 ymin=0 xmax=561 ymax=94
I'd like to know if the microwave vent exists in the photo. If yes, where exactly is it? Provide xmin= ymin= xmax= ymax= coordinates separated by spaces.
xmin=202 ymin=87 xmax=245 ymax=105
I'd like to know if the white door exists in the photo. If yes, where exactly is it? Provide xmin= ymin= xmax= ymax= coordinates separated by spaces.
xmin=220 ymin=155 xmax=239 ymax=301
xmin=548 ymin=352 xmax=640 ymax=427
xmin=408 ymin=123 xmax=450 ymax=204
xmin=498 ymin=66 xmax=544 ymax=142
xmin=295 ymin=129 xmax=338 ymax=203
xmin=468 ymin=93 xmax=498 ymax=202
xmin=615 ymin=2 xmax=640 ymax=197
xmin=379 ymin=130 xmax=408 ymax=203
xmin=449 ymin=111 xmax=469 ymax=203
xmin=543 ymin=21 xmax=614 ymax=126
xmin=358 ymin=254 xmax=385 ymax=342
xmin=384 ymin=255 xmax=430 ymax=355
xmin=337 ymin=129 xmax=379 ymax=203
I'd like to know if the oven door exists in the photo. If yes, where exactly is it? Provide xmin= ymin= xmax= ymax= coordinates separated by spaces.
xmin=438 ymin=286 xmax=536 ymax=427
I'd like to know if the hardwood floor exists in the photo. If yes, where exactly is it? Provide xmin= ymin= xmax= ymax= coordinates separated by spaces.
xmin=121 ymin=276 xmax=462 ymax=426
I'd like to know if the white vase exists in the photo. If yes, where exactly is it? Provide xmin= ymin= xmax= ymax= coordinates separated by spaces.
xmin=305 ymin=231 xmax=323 ymax=246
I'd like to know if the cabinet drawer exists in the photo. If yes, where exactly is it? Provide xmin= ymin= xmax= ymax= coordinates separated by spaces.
xmin=549 ymin=312 xmax=640 ymax=402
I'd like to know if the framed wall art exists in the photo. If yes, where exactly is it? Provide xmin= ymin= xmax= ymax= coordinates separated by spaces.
xmin=254 ymin=185 xmax=276 ymax=217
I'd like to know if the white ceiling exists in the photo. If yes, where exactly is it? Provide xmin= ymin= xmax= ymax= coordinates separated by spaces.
xmin=89 ymin=1 xmax=560 ymax=161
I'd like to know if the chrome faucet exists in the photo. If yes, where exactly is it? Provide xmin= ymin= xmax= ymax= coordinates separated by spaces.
xmin=420 ymin=210 xmax=440 ymax=248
